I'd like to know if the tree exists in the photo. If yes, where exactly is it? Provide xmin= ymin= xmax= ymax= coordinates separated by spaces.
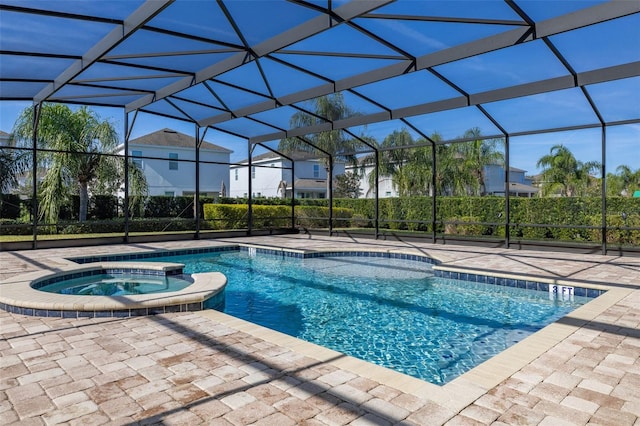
xmin=536 ymin=144 xmax=601 ymax=197
xmin=11 ymin=103 xmax=147 ymax=223
xmin=613 ymin=165 xmax=640 ymax=197
xmin=278 ymin=94 xmax=360 ymax=198
xmin=361 ymin=128 xmax=415 ymax=196
xmin=0 ymin=146 xmax=29 ymax=193
xmin=334 ymin=172 xmax=361 ymax=198
xmin=455 ymin=128 xmax=504 ymax=196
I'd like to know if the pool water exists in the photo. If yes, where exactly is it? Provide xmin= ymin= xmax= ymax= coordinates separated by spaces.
xmin=150 ymin=251 xmax=591 ymax=384
xmin=38 ymin=274 xmax=193 ymax=296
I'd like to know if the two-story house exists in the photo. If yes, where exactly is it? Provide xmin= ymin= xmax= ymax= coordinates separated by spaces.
xmin=119 ymin=128 xmax=232 ymax=197
xmin=484 ymin=165 xmax=538 ymax=197
xmin=229 ymin=152 xmax=346 ymax=199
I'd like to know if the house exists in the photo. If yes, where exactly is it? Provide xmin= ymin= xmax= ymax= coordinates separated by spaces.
xmin=0 ymin=130 xmax=11 ymax=146
xmin=483 ymin=165 xmax=538 ymax=197
xmin=346 ymin=161 xmax=395 ymax=199
xmin=229 ymin=152 xmax=346 ymax=199
xmin=118 ymin=128 xmax=232 ymax=197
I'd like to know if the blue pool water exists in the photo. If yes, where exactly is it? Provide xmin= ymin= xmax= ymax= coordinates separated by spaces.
xmin=149 ymin=250 xmax=591 ymax=384
xmin=38 ymin=274 xmax=193 ymax=296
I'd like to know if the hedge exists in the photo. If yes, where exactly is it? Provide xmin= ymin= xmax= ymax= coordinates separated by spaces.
xmin=202 ymin=204 xmax=354 ymax=229
xmin=203 ymin=204 xmax=292 ymax=230
xmin=0 ymin=194 xmax=21 ymax=219
xmin=2 ymin=195 xmax=638 ymax=245
xmin=334 ymin=196 xmax=639 ymax=244
xmin=295 ymin=206 xmax=353 ymax=228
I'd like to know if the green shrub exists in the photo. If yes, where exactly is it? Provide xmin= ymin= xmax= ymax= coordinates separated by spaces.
xmin=351 ymin=214 xmax=370 ymax=228
xmin=202 ymin=204 xmax=292 ymax=230
xmin=444 ymin=216 xmax=485 ymax=236
xmin=588 ymin=213 xmax=640 ymax=246
xmin=0 ymin=194 xmax=21 ymax=219
xmin=203 ymin=204 xmax=248 ymax=229
xmin=0 ymin=219 xmax=32 ymax=235
xmin=144 ymin=196 xmax=195 ymax=218
xmin=91 ymin=195 xmax=118 ymax=220
xmin=295 ymin=206 xmax=353 ymax=228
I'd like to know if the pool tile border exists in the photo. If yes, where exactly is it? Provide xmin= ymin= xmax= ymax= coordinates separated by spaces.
xmin=0 ymin=261 xmax=226 ymax=319
xmin=68 ymin=244 xmax=605 ymax=300
xmin=433 ymin=269 xmax=606 ymax=298
xmin=31 ymin=265 xmax=186 ymax=290
xmin=2 ymin=244 xmax=600 ymax=321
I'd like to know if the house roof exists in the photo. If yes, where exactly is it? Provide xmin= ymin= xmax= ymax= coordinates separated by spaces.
xmin=234 ymin=150 xmax=325 ymax=165
xmin=290 ymin=179 xmax=327 ymax=191
xmin=508 ymin=166 xmax=527 ymax=173
xmin=129 ymin=129 xmax=232 ymax=153
xmin=507 ymin=182 xmax=539 ymax=194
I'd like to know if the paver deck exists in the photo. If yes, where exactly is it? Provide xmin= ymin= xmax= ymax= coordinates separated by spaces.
xmin=1 ymin=234 xmax=639 ymax=425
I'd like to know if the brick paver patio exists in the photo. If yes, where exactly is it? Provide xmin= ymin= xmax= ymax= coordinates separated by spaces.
xmin=1 ymin=234 xmax=639 ymax=425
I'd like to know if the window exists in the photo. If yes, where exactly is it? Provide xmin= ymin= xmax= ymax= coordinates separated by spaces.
xmin=169 ymin=153 xmax=178 ymax=170
xmin=234 ymin=169 xmax=238 ymax=181
xmin=385 ymin=191 xmax=392 ymax=197
xmin=251 ymin=166 xmax=256 ymax=179
xmin=131 ymin=150 xmax=143 ymax=168
xmin=164 ymin=191 xmax=174 ymax=197
xmin=313 ymin=164 xmax=320 ymax=178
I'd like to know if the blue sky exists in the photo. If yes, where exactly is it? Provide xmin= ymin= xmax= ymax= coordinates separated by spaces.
xmin=1 ymin=1 xmax=638 ymax=176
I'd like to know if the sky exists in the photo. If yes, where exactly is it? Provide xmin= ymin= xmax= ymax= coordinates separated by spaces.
xmin=1 ymin=0 xmax=638 ymax=176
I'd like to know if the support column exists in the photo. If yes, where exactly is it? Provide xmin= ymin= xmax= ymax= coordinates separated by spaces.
xmin=431 ymin=143 xmax=437 ymax=242
xmin=247 ymin=141 xmax=253 ymax=235
xmin=328 ymin=156 xmax=333 ymax=236
xmin=31 ymin=103 xmax=41 ymax=249
xmin=374 ymin=150 xmax=379 ymax=239
xmin=195 ymin=125 xmax=201 ymax=239
xmin=601 ymin=125 xmax=607 ymax=255
xmin=505 ymin=135 xmax=511 ymax=249
xmin=123 ymin=111 xmax=130 ymax=243
xmin=291 ymin=161 xmax=296 ymax=229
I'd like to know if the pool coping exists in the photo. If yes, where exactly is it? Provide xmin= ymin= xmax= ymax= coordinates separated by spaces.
xmin=0 ymin=261 xmax=227 ymax=317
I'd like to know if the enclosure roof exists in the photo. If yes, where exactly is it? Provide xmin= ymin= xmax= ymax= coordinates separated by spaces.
xmin=1 ymin=0 xmax=639 ymax=148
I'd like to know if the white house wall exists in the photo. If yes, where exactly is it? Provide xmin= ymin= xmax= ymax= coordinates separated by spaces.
xmin=230 ymin=158 xmax=345 ymax=198
xmin=352 ymin=165 xmax=399 ymax=198
xmin=126 ymin=145 xmax=230 ymax=197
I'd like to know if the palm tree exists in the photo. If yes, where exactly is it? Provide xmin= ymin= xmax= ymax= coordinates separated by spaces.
xmin=278 ymin=93 xmax=360 ymax=198
xmin=614 ymin=165 xmax=640 ymax=197
xmin=12 ymin=103 xmax=147 ymax=223
xmin=536 ymin=144 xmax=601 ymax=197
xmin=456 ymin=128 xmax=504 ymax=196
xmin=360 ymin=128 xmax=414 ymax=196
xmin=0 ymin=145 xmax=29 ymax=193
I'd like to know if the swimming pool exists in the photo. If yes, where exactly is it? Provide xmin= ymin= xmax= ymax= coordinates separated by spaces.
xmin=37 ymin=273 xmax=193 ymax=296
xmin=146 ymin=248 xmax=594 ymax=384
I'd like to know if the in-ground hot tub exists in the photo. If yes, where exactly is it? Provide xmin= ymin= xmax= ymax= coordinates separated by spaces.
xmin=0 ymin=262 xmax=226 ymax=318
